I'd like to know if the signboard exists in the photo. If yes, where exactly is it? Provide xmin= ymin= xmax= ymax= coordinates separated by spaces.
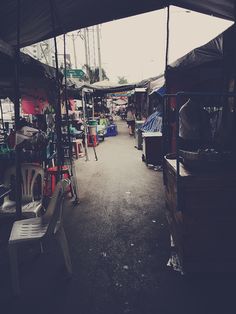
xmin=65 ymin=69 xmax=85 ymax=78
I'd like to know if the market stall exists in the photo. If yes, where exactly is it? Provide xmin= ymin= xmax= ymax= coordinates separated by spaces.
xmin=0 ymin=38 xmax=80 ymax=217
xmin=162 ymin=25 xmax=236 ymax=272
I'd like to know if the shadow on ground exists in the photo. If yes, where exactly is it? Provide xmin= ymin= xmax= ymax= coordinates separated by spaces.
xmin=0 ymin=120 xmax=235 ymax=314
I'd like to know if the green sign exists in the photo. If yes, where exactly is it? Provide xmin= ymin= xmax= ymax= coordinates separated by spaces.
xmin=65 ymin=69 xmax=85 ymax=78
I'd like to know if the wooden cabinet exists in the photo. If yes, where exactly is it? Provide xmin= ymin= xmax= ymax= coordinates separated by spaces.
xmin=164 ymin=156 xmax=236 ymax=272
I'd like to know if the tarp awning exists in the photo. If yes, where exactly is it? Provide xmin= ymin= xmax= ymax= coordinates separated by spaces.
xmin=164 ymin=25 xmax=236 ymax=93
xmin=168 ymin=32 xmax=224 ymax=73
xmin=0 ymin=40 xmax=62 ymax=100
xmin=0 ymin=1 xmax=166 ymax=47
xmin=92 ymin=80 xmax=136 ymax=95
xmin=172 ymin=0 xmax=234 ymax=21
xmin=0 ymin=1 xmax=234 ymax=48
xmin=149 ymin=75 xmax=165 ymax=94
xmin=112 ymin=98 xmax=128 ymax=105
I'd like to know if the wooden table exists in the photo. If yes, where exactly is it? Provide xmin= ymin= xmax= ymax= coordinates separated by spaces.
xmin=164 ymin=156 xmax=236 ymax=272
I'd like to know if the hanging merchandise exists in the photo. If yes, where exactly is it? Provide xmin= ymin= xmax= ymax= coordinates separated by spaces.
xmin=21 ymin=90 xmax=49 ymax=115
xmin=15 ymin=126 xmax=39 ymax=147
xmin=62 ymin=32 xmax=79 ymax=203
xmin=69 ymin=98 xmax=76 ymax=111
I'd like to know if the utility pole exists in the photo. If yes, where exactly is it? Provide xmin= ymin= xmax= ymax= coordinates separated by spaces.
xmin=83 ymin=28 xmax=90 ymax=82
xmin=71 ymin=33 xmax=78 ymax=68
xmin=86 ymin=28 xmax=91 ymax=68
xmin=92 ymin=26 xmax=96 ymax=68
xmin=83 ymin=29 xmax=89 ymax=66
xmin=96 ymin=25 xmax=102 ymax=82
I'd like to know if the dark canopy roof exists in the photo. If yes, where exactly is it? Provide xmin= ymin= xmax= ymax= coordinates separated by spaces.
xmin=65 ymin=78 xmax=94 ymax=99
xmin=165 ymin=26 xmax=236 ymax=93
xmin=0 ymin=1 xmax=234 ymax=48
xmin=0 ymin=40 xmax=61 ymax=99
xmin=168 ymin=32 xmax=224 ymax=74
xmin=92 ymin=81 xmax=136 ymax=96
xmin=0 ymin=1 xmax=165 ymax=47
xmin=136 ymin=74 xmax=165 ymax=90
xmin=173 ymin=0 xmax=234 ymax=21
xmin=66 ymin=78 xmax=137 ymax=98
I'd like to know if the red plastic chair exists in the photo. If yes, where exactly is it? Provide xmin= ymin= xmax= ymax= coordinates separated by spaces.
xmin=45 ymin=166 xmax=73 ymax=197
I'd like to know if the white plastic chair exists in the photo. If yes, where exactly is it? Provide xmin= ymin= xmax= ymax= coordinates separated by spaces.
xmin=8 ymin=179 xmax=72 ymax=295
xmin=0 ymin=163 xmax=44 ymax=217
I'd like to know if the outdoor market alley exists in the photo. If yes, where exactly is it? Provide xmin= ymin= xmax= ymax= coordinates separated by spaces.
xmin=0 ymin=119 xmax=236 ymax=314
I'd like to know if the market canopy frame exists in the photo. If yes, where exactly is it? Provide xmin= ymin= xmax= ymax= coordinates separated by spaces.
xmin=0 ymin=1 xmax=234 ymax=48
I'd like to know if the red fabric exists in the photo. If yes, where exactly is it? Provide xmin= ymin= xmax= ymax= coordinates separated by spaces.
xmin=69 ymin=98 xmax=76 ymax=111
xmin=47 ymin=166 xmax=69 ymax=172
xmin=22 ymin=89 xmax=49 ymax=114
xmin=45 ymin=166 xmax=70 ymax=195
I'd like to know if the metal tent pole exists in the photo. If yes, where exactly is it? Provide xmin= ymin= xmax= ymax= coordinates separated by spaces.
xmin=165 ymin=6 xmax=170 ymax=75
xmin=82 ymin=89 xmax=89 ymax=161
xmin=91 ymin=93 xmax=95 ymax=120
xmin=0 ymin=100 xmax=4 ymax=135
xmin=176 ymin=93 xmax=181 ymax=212
xmin=49 ymin=0 xmax=63 ymax=181
xmin=63 ymin=33 xmax=73 ymax=166
xmin=14 ymin=0 xmax=22 ymax=219
xmin=234 ymin=3 xmax=236 ymax=93
xmin=162 ymin=5 xmax=170 ymax=184
xmin=63 ymin=33 xmax=79 ymax=202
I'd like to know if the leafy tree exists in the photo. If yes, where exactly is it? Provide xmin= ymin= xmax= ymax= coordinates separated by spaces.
xmin=118 ymin=76 xmax=128 ymax=84
xmin=83 ymin=64 xmax=108 ymax=83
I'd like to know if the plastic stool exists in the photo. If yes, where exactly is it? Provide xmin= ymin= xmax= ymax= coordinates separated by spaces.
xmin=45 ymin=166 xmax=73 ymax=197
xmin=72 ymin=139 xmax=85 ymax=159
xmin=105 ymin=124 xmax=118 ymax=137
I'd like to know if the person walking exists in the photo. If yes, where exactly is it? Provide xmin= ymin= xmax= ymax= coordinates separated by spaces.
xmin=126 ymin=106 xmax=135 ymax=135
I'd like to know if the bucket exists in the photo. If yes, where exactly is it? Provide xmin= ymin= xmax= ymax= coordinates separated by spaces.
xmin=88 ymin=120 xmax=97 ymax=126
xmin=88 ymin=125 xmax=97 ymax=136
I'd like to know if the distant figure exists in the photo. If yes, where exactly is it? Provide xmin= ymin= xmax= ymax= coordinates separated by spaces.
xmin=8 ymin=129 xmax=15 ymax=148
xmin=120 ymin=107 xmax=126 ymax=120
xmin=126 ymin=106 xmax=135 ymax=135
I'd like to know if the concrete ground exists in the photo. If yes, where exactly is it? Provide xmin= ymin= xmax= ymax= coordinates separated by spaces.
xmin=0 ymin=119 xmax=235 ymax=313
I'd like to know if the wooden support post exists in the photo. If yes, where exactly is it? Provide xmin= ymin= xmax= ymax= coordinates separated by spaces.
xmin=14 ymin=0 xmax=22 ymax=219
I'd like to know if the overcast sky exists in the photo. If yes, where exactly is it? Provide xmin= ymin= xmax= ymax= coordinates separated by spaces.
xmin=58 ymin=6 xmax=233 ymax=83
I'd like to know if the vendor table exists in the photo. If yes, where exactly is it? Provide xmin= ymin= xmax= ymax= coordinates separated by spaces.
xmin=142 ymin=132 xmax=162 ymax=166
xmin=164 ymin=156 xmax=236 ymax=272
